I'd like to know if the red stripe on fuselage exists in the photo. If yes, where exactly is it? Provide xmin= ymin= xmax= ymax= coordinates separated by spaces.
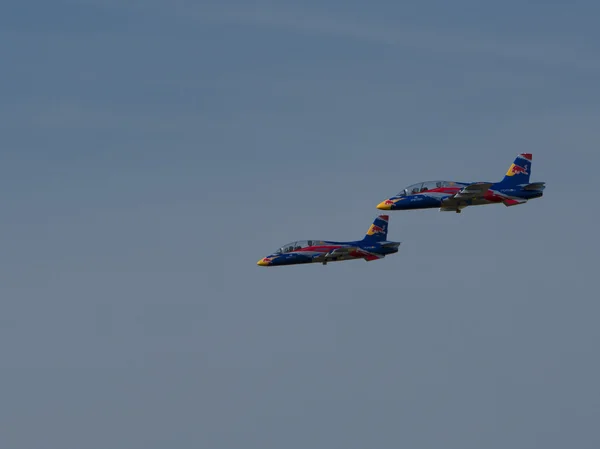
xmin=290 ymin=245 xmax=343 ymax=253
xmin=413 ymin=187 xmax=461 ymax=195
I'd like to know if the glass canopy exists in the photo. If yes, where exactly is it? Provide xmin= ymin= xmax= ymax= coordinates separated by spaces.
xmin=274 ymin=240 xmax=326 ymax=254
xmin=396 ymin=180 xmax=457 ymax=196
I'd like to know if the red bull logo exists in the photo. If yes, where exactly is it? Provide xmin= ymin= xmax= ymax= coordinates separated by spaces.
xmin=384 ymin=198 xmax=403 ymax=205
xmin=257 ymin=257 xmax=272 ymax=266
xmin=367 ymin=224 xmax=385 ymax=235
xmin=506 ymin=163 xmax=529 ymax=176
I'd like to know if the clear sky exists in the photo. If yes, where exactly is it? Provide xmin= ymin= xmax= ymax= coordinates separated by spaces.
xmin=1 ymin=1 xmax=599 ymax=448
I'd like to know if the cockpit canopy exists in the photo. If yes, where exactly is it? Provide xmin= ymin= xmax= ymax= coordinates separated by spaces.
xmin=273 ymin=240 xmax=325 ymax=255
xmin=397 ymin=180 xmax=458 ymax=196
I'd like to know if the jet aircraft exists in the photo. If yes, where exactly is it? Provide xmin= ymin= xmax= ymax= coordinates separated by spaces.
xmin=376 ymin=153 xmax=545 ymax=213
xmin=257 ymin=215 xmax=400 ymax=267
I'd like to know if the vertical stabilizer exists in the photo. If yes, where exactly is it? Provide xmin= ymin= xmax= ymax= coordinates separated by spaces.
xmin=498 ymin=153 xmax=532 ymax=188
xmin=362 ymin=215 xmax=389 ymax=242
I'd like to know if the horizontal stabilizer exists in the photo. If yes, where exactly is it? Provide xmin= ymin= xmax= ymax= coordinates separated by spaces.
xmin=523 ymin=182 xmax=546 ymax=191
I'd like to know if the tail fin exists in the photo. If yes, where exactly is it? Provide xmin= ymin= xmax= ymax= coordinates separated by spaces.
xmin=498 ymin=153 xmax=532 ymax=188
xmin=362 ymin=215 xmax=389 ymax=242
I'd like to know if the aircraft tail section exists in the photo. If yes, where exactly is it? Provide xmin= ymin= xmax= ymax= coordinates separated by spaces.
xmin=362 ymin=215 xmax=389 ymax=242
xmin=497 ymin=153 xmax=532 ymax=188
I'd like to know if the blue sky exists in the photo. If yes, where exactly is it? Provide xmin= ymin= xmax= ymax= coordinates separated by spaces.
xmin=1 ymin=1 xmax=599 ymax=448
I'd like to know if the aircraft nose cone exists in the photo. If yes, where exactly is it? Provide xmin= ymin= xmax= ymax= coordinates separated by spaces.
xmin=376 ymin=200 xmax=392 ymax=210
xmin=257 ymin=258 xmax=270 ymax=266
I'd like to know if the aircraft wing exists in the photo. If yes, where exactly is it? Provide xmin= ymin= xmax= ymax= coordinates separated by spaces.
xmin=440 ymin=182 xmax=493 ymax=209
xmin=354 ymin=247 xmax=385 ymax=261
xmin=311 ymin=247 xmax=357 ymax=261
xmin=312 ymin=246 xmax=384 ymax=262
xmin=503 ymin=198 xmax=528 ymax=207
xmin=327 ymin=247 xmax=356 ymax=255
xmin=453 ymin=182 xmax=494 ymax=198
xmin=361 ymin=253 xmax=384 ymax=261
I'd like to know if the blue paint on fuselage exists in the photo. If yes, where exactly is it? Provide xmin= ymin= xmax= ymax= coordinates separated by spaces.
xmin=385 ymin=181 xmax=544 ymax=210
xmin=263 ymin=240 xmax=399 ymax=266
